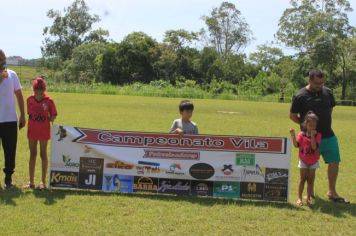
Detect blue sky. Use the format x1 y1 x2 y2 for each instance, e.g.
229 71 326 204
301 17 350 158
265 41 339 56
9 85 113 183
1 0 356 59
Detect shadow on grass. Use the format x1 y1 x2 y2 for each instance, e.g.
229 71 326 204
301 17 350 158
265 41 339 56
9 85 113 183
31 188 66 205
3 187 354 216
312 196 356 218
30 188 298 210
0 186 31 206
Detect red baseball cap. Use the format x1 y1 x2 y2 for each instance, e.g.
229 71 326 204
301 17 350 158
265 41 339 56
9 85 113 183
32 77 46 90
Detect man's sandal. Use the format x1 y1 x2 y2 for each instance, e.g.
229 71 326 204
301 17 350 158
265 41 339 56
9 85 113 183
328 195 350 204
306 198 314 208
23 183 35 190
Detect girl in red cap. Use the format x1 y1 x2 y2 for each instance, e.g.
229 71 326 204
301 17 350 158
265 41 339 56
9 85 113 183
23 76 57 190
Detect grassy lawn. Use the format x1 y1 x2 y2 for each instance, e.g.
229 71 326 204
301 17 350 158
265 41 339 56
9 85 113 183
1 92 355 235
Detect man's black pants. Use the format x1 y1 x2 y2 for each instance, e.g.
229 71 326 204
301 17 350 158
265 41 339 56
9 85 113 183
0 122 17 178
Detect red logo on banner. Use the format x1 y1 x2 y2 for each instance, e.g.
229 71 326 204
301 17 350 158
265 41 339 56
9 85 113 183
73 128 286 154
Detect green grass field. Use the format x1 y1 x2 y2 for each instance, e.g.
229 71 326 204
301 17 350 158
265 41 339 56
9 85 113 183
1 92 355 235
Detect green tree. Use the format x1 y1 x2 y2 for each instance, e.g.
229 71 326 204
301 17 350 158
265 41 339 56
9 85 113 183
309 32 340 84
276 0 353 52
208 53 249 84
273 56 296 100
152 43 178 82
249 44 284 73
154 30 200 83
338 36 356 99
98 32 157 84
42 0 109 62
202 1 253 55
63 42 109 83
194 47 220 84
276 0 354 96
163 29 198 50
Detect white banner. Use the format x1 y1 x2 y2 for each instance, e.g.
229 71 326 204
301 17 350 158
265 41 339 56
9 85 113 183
49 125 291 201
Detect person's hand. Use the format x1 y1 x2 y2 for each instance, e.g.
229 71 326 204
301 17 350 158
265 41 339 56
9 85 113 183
174 128 184 135
289 128 295 136
50 115 57 122
18 115 26 129
310 130 317 137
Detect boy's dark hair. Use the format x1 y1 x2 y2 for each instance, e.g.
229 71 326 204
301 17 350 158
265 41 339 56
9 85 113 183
179 100 194 112
309 69 324 80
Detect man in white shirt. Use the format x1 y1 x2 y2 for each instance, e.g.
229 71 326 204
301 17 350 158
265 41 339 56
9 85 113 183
0 49 25 189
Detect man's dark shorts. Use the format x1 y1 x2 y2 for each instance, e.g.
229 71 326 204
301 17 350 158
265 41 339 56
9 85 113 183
319 136 341 164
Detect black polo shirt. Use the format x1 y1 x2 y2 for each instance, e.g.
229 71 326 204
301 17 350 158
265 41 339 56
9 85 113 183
290 86 336 139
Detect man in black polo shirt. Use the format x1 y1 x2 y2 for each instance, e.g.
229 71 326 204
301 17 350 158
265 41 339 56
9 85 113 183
290 69 349 203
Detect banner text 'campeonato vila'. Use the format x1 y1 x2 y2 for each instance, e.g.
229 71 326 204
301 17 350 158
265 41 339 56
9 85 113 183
73 129 287 154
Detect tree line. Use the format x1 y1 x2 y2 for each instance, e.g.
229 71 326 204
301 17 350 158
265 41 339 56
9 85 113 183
40 0 356 100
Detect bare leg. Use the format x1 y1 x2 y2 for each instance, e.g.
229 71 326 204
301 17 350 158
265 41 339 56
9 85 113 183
39 140 48 186
327 163 339 197
28 139 38 185
306 169 316 206
297 169 308 206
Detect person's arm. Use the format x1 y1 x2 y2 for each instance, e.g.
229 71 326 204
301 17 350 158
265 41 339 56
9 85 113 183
169 120 178 133
330 89 336 115
310 130 317 150
174 128 184 135
15 89 25 129
289 112 300 125
50 115 57 122
289 128 299 148
49 99 58 122
195 125 199 135
289 94 302 125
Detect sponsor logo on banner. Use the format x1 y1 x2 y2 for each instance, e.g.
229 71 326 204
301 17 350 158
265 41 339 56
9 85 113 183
73 128 286 154
215 164 241 181
222 164 234 175
55 125 67 141
143 149 200 160
240 164 265 183
189 163 215 180
51 155 80 169
213 182 240 198
240 182 264 200
133 176 158 193
165 163 184 175
50 171 78 188
158 179 191 195
103 175 134 192
265 168 289 184
191 181 213 196
78 157 104 190
263 184 288 201
236 153 255 166
50 125 290 202
106 161 134 169
136 161 161 175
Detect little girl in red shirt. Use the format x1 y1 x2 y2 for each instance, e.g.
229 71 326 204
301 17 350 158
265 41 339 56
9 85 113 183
23 76 57 190
290 111 321 208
